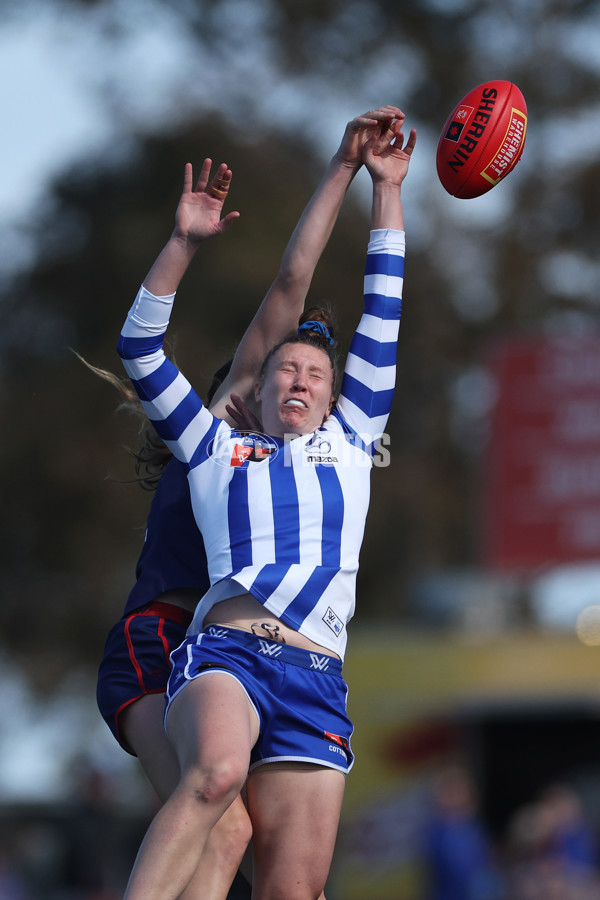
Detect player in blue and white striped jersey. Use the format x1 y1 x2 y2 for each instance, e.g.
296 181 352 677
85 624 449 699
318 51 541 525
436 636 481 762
119 113 416 900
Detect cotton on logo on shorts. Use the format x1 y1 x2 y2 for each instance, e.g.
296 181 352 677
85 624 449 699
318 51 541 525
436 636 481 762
324 731 350 759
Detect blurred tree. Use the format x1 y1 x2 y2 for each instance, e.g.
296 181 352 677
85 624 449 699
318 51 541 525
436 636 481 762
3 0 600 686
1 118 375 683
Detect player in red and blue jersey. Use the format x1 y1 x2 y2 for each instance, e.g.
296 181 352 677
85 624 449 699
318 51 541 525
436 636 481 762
117 110 416 900
96 108 406 900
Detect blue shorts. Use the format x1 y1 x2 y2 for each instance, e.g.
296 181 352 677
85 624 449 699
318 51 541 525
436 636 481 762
166 626 354 774
97 601 193 755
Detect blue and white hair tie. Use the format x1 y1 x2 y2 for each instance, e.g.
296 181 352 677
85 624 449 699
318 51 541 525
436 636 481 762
297 320 334 346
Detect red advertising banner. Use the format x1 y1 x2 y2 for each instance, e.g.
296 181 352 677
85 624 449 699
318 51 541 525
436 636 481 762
484 336 600 570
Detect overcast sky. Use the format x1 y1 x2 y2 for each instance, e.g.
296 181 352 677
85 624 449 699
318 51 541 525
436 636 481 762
4 0 600 287
2 0 551 279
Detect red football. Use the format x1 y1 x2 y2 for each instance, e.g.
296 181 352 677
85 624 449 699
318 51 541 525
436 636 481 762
436 80 528 199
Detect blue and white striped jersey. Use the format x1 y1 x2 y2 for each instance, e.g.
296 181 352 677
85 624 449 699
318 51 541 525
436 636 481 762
118 228 405 658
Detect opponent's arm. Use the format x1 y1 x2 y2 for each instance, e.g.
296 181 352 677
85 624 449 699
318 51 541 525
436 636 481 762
142 160 239 298
209 106 406 417
117 161 236 462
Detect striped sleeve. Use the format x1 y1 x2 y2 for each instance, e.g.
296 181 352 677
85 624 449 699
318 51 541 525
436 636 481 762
336 228 405 456
117 285 214 465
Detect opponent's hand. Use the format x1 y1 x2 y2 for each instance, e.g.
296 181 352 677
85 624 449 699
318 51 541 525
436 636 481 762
173 159 240 244
225 393 262 431
336 106 406 170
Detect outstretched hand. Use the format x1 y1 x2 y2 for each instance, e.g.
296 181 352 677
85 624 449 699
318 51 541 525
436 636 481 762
362 117 417 185
336 106 406 171
225 393 262 431
173 159 240 244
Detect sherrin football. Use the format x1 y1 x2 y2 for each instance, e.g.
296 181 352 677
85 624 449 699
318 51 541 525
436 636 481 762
436 80 528 199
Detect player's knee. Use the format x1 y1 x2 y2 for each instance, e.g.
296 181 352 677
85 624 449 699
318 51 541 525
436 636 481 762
256 864 327 900
221 801 253 847
211 802 252 860
182 758 246 809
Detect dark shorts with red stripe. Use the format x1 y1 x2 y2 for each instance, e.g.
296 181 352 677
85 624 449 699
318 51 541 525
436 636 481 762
96 601 193 755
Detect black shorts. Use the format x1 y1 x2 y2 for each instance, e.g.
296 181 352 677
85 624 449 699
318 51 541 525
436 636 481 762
96 601 192 755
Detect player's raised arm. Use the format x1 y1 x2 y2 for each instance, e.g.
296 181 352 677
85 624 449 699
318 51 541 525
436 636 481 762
334 114 416 453
363 114 417 230
142 159 240 298
209 107 406 417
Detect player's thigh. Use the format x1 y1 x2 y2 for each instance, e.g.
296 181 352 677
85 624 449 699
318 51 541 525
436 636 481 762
120 692 179 801
246 762 345 896
168 671 260 776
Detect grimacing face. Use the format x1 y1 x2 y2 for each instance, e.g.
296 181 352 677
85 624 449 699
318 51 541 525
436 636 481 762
254 342 335 438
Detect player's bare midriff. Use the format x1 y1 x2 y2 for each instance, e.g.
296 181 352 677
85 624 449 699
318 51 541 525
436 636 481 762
203 593 341 660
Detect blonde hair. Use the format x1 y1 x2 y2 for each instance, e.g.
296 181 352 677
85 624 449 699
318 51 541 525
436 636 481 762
75 352 171 490
76 352 234 489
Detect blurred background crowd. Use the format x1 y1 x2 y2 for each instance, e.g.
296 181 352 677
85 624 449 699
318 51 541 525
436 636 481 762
3 0 600 897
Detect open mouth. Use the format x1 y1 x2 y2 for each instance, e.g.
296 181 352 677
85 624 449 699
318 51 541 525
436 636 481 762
284 398 307 408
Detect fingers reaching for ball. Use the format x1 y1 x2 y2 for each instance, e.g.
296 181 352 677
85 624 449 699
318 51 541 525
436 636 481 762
339 105 408 170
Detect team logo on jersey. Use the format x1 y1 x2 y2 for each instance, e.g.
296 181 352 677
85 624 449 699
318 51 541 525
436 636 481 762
209 430 279 469
323 607 344 636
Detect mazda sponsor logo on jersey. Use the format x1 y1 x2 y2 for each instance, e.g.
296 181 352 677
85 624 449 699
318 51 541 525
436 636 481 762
300 430 393 468
208 430 279 469
303 433 338 464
